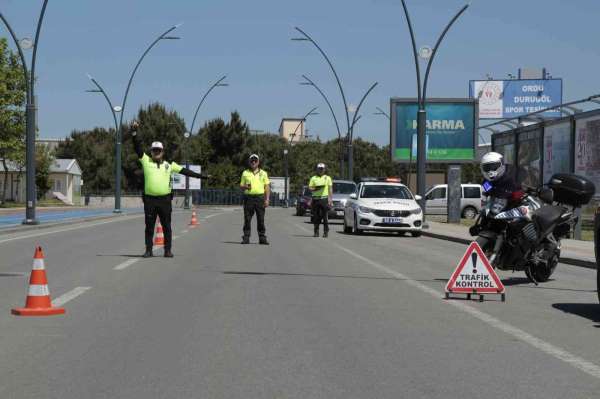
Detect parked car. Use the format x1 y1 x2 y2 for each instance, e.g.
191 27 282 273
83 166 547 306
424 184 483 219
344 179 423 236
295 186 312 216
329 180 358 219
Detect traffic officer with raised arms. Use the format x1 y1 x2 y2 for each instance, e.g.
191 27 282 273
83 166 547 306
129 120 209 258
240 154 270 245
309 162 333 238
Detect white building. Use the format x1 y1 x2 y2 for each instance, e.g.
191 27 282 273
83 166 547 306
0 158 82 205
279 118 305 144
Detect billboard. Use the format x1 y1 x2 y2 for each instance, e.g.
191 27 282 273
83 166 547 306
390 98 477 163
469 79 562 119
172 165 201 190
575 115 600 194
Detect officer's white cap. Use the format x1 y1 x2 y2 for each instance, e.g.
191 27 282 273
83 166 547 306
249 154 260 161
151 141 164 150
317 163 326 169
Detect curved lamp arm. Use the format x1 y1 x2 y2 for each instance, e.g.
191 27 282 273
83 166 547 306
190 75 227 135
87 75 119 132
0 13 31 102
349 82 378 141
294 27 351 133
301 75 342 141
422 4 469 102
119 23 181 127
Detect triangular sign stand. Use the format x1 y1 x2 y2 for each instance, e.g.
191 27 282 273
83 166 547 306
445 242 506 302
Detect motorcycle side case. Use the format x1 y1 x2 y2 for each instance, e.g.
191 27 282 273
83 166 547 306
548 173 596 207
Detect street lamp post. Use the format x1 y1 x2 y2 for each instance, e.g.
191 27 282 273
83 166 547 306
185 75 229 209
283 149 289 208
0 0 50 224
347 82 378 181
400 0 469 216
292 27 377 181
300 75 344 177
285 107 318 207
87 24 181 213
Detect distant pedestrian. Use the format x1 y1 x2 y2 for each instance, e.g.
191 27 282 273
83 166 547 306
240 154 270 245
130 120 209 258
309 163 333 237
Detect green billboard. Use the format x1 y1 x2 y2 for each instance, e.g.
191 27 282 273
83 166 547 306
390 98 477 163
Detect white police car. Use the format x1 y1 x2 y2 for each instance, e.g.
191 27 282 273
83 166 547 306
343 179 423 237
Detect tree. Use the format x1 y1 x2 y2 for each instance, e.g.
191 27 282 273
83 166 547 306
35 144 53 199
122 102 186 191
56 127 115 193
0 38 26 203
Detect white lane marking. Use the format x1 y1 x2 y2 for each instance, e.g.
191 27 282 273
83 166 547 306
0 214 144 245
182 230 189 234
295 222 600 380
52 286 91 307
114 258 140 271
173 235 180 239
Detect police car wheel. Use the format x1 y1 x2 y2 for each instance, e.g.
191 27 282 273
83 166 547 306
343 218 352 234
411 232 422 237
353 215 363 235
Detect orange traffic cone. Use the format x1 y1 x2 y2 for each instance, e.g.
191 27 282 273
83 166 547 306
189 209 199 227
12 247 65 316
154 219 165 246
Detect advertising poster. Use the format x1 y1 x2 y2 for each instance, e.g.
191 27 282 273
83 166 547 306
492 133 515 166
517 129 542 188
542 122 572 181
172 165 201 190
391 99 476 163
575 116 600 191
469 79 562 119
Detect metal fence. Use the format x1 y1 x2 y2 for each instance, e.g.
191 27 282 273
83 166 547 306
82 189 288 207
190 189 286 207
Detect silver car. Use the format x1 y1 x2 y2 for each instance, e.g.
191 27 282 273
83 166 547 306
424 184 483 219
328 180 358 219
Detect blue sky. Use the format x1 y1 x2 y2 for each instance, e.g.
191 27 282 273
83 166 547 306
2 0 600 146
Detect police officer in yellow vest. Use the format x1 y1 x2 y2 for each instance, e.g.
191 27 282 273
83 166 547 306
130 121 209 258
240 154 270 245
309 163 333 237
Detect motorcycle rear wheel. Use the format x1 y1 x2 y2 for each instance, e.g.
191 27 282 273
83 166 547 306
531 254 558 283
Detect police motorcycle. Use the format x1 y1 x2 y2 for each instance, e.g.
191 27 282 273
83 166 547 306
471 173 595 284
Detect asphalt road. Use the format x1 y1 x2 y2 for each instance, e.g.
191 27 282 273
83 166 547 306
0 207 599 398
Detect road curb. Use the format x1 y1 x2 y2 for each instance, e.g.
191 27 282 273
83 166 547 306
421 230 596 270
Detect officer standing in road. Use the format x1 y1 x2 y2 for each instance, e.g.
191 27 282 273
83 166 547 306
240 154 270 245
130 121 209 258
309 163 333 238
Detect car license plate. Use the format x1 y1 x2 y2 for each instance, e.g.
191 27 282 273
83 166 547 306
382 217 402 224
336 210 344 216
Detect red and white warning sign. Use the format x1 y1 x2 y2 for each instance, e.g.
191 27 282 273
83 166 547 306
445 242 505 296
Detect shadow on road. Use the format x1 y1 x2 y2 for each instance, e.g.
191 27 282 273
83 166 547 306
552 303 600 327
96 254 145 258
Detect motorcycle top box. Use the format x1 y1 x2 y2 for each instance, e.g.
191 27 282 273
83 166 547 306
548 173 596 207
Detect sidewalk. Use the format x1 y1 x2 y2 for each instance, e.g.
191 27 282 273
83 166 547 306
0 208 144 233
423 221 596 269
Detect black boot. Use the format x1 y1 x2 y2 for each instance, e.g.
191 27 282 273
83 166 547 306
259 236 269 245
164 250 174 258
143 249 153 258
313 229 319 238
323 231 328 238
241 236 250 244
